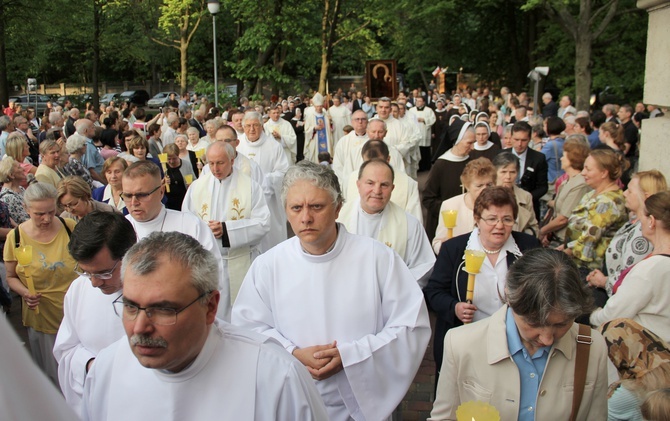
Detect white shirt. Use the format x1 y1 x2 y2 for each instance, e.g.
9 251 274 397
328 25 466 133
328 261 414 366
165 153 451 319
233 225 431 421
513 148 528 179
332 131 368 187
53 277 125 415
82 322 328 421
264 117 297 164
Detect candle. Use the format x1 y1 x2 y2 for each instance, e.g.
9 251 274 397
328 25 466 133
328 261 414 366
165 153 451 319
15 245 39 314
441 210 458 239
456 401 501 421
195 149 205 160
158 153 170 193
463 250 486 322
184 174 193 185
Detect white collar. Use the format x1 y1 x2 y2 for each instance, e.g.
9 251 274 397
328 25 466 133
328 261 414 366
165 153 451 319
464 227 523 258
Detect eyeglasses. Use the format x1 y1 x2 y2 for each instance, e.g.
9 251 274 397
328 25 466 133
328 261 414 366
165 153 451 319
352 118 367 122
243 124 261 129
74 260 120 280
61 198 81 210
480 216 515 227
222 138 237 143
112 292 210 326
119 185 161 202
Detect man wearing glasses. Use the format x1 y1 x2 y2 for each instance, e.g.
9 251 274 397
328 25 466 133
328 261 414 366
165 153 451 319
121 161 231 320
81 232 327 421
53 212 136 415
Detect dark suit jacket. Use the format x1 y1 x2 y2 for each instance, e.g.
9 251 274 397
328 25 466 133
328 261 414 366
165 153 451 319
542 101 558 118
423 231 541 372
189 118 206 138
351 99 363 112
504 147 548 219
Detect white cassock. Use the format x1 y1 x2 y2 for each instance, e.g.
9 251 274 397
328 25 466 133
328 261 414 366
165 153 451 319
53 277 125 415
303 107 334 163
332 131 368 188
327 104 351 145
344 169 422 223
0 316 78 421
81 322 328 421
182 170 270 303
264 117 297 164
126 207 232 321
378 115 415 169
397 113 423 179
232 225 431 421
237 133 290 252
407 106 436 148
337 200 434 287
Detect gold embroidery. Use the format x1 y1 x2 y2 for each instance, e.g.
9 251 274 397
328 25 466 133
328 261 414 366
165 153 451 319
230 198 245 220
199 204 209 220
385 242 392 248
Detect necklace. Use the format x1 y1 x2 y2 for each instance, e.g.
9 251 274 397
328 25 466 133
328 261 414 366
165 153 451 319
481 245 502 254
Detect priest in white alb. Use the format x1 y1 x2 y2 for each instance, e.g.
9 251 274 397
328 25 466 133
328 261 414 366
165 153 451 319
233 161 431 421
332 109 369 187
53 212 136 415
81 232 328 421
338 159 434 287
303 92 333 164
182 141 270 302
264 105 297 164
375 97 416 174
407 96 436 173
122 161 232 320
326 95 351 145
237 111 289 252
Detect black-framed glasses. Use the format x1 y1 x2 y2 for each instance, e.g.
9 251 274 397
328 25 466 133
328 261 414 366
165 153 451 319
119 185 161 202
112 292 210 326
74 260 120 280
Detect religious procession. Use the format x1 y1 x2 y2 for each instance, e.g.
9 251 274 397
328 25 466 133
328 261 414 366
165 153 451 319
1 0 670 419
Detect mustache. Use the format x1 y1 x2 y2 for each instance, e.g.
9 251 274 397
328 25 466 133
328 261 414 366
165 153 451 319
130 334 168 348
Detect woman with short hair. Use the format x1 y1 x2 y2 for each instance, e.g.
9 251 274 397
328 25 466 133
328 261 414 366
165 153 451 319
57 176 118 222
34 140 62 188
5 133 37 186
60 134 97 188
92 157 128 215
0 156 29 224
430 248 608 420
492 152 539 236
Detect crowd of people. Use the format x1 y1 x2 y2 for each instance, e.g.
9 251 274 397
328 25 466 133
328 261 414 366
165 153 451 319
0 83 669 420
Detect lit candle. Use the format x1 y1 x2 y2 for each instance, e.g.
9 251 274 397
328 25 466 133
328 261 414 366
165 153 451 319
441 210 458 239
15 245 39 314
463 249 486 324
184 174 193 185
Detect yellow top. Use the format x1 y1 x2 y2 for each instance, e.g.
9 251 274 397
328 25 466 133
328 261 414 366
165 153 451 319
3 218 77 334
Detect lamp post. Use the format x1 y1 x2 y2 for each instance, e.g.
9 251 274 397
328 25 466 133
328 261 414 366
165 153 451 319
527 67 549 116
208 0 220 108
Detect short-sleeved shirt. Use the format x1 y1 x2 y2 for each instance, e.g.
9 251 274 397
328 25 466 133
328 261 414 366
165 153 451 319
82 139 105 175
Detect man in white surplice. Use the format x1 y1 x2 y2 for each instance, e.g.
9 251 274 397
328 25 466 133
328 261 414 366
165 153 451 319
332 109 369 188
338 159 434 287
264 105 297 164
326 95 351 145
81 232 327 421
53 212 136 416
122 161 232 321
182 141 270 302
407 96 436 174
237 111 289 252
233 161 431 421
375 97 416 175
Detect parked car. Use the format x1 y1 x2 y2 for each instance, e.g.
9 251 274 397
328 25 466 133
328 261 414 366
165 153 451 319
56 95 80 108
9 94 51 115
147 91 179 108
100 93 120 106
118 90 150 106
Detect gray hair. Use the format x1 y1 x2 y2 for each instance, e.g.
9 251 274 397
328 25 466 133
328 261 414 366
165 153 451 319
242 111 261 126
206 141 235 160
24 182 58 207
167 112 179 125
66 134 87 153
174 134 187 144
122 231 219 299
503 123 514 136
75 119 93 135
0 156 16 183
492 151 520 171
204 119 221 130
367 118 387 131
564 115 576 125
186 126 200 137
48 111 63 126
0 115 10 131
281 160 344 207
565 133 589 146
506 248 594 325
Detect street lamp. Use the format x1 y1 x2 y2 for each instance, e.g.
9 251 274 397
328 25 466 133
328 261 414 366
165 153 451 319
527 66 549 116
208 0 220 108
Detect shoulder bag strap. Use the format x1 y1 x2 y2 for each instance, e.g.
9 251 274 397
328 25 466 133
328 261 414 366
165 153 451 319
570 323 592 421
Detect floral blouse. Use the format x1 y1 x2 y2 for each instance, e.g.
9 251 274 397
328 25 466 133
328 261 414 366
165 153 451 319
61 157 94 188
0 186 29 224
566 189 627 270
603 220 652 296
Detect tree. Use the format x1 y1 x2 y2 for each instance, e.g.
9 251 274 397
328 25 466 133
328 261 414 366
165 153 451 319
525 0 621 110
150 0 206 93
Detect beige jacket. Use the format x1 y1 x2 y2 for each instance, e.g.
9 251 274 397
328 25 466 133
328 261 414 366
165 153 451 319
430 305 608 421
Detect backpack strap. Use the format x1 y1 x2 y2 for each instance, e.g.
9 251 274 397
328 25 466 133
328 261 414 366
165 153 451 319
570 323 592 421
57 216 72 238
13 216 71 249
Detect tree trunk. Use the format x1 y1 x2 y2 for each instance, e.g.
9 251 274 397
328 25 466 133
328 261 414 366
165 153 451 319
318 52 329 94
574 32 592 111
0 0 9 106
92 0 100 108
180 42 188 94
317 0 340 95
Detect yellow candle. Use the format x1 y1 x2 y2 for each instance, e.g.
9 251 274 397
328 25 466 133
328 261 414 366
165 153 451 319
464 249 486 274
158 153 168 164
184 174 193 185
195 149 205 159
441 209 458 228
16 245 39 314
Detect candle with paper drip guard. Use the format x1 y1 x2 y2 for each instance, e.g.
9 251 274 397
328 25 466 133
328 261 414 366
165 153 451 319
158 153 170 193
456 401 500 421
15 245 39 314
184 174 193 185
441 209 458 239
463 249 486 323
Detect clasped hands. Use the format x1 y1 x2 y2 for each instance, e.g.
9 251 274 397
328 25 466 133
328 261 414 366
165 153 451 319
292 341 343 381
